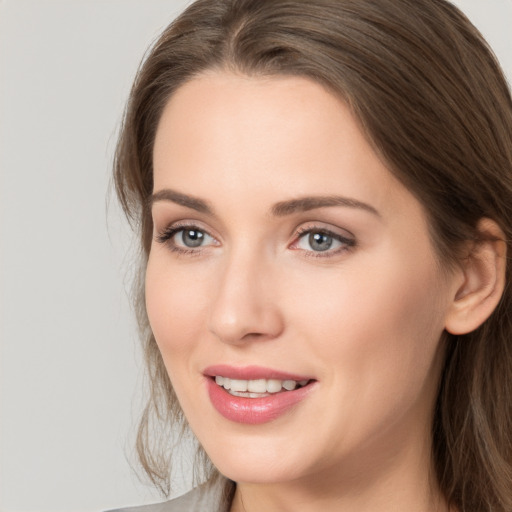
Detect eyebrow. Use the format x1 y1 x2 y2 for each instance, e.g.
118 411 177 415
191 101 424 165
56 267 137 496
149 188 379 217
149 189 214 215
271 196 380 217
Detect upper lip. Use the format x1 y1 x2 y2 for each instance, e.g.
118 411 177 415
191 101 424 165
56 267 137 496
203 364 314 381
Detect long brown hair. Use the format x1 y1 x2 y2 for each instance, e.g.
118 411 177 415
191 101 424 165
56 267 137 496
113 1 512 510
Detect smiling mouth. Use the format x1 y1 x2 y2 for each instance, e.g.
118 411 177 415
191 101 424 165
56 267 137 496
214 376 311 397
206 370 317 423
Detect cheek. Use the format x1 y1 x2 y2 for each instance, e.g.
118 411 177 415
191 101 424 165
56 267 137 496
288 249 447 402
145 253 211 359
280 253 448 455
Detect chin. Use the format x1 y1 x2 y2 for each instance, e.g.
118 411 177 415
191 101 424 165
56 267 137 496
215 458 301 485
198 428 311 485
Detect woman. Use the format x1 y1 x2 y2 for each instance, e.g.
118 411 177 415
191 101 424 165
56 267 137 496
111 0 512 510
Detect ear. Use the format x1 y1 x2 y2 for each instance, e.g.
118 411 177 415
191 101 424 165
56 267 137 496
445 218 507 335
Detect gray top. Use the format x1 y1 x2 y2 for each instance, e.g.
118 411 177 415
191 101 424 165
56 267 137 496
107 482 229 512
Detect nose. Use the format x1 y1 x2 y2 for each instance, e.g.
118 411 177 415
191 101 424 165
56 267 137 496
208 248 284 345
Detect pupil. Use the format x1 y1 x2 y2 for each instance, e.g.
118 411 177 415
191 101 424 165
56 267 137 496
309 232 332 251
182 229 204 248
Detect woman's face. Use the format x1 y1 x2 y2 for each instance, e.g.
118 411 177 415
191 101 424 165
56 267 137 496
147 72 458 487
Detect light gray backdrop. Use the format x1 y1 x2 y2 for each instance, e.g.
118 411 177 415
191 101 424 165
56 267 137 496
1 1 511 511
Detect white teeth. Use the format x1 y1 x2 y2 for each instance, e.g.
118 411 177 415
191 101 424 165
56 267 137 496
229 379 248 392
266 379 282 393
214 376 309 395
230 390 268 398
248 379 267 393
282 380 297 391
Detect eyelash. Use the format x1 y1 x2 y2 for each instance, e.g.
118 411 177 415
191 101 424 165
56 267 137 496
293 226 356 258
155 222 356 258
155 222 212 256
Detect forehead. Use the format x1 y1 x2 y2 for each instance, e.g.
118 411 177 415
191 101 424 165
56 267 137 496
152 71 417 222
153 72 356 168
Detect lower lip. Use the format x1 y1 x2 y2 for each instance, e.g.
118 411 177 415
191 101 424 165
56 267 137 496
206 378 315 424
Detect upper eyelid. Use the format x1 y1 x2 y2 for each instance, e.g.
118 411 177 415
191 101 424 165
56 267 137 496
155 221 355 249
294 222 355 239
294 228 355 245
155 224 218 253
292 223 356 249
156 220 216 237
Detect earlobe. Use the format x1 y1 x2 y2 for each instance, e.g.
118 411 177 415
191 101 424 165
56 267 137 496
445 218 507 335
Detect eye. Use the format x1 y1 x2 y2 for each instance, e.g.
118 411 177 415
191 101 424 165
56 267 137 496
300 232 337 252
175 228 212 248
293 227 355 256
156 223 217 252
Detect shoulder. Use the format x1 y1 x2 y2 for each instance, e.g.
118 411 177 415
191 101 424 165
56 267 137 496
106 482 230 512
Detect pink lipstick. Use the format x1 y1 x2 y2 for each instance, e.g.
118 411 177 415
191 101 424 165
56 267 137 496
203 365 316 424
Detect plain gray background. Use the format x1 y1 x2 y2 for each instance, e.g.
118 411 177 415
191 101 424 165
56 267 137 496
0 1 511 511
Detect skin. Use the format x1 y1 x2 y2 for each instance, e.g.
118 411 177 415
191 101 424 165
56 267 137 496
146 71 467 511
